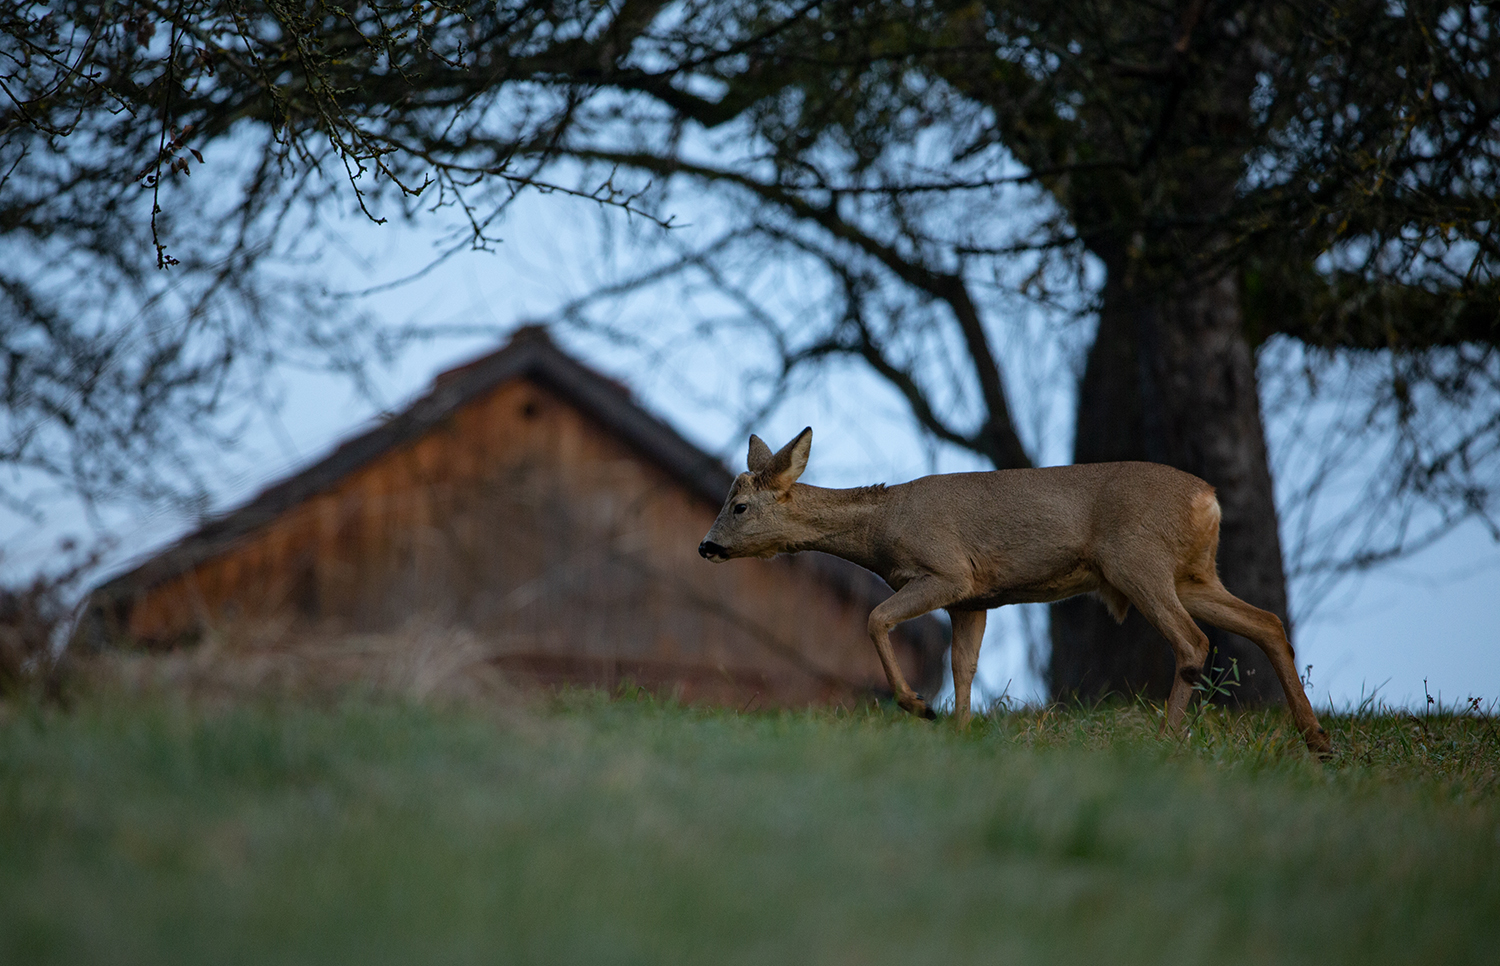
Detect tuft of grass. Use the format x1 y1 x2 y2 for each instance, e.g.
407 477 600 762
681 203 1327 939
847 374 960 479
1 675 1497 965
964 699 1500 799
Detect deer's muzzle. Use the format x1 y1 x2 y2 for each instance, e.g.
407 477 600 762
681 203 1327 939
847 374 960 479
698 540 730 562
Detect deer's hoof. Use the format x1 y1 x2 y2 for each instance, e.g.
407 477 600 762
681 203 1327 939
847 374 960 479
1304 730 1334 762
900 693 937 720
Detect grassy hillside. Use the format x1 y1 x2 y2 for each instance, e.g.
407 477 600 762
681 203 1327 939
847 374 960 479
2 680 1497 966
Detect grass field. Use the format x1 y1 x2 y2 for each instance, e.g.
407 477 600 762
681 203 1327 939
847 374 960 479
3 668 1498 966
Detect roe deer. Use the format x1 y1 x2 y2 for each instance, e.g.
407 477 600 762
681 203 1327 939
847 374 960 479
698 428 1332 758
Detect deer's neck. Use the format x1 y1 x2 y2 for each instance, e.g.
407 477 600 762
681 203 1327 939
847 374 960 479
785 483 891 572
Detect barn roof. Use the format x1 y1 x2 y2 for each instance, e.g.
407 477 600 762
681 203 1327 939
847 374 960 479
87 326 900 619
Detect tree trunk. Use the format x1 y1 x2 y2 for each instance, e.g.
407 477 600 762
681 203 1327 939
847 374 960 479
1049 258 1289 706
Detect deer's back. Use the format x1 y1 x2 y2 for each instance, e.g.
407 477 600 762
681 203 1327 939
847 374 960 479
880 461 1213 582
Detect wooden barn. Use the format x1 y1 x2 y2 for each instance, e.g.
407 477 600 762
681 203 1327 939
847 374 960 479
80 326 946 707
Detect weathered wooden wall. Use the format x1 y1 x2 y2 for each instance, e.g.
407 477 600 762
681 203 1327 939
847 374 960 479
118 377 941 706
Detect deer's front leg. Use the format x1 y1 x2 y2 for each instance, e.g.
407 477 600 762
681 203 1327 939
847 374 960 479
948 608 987 728
868 577 962 720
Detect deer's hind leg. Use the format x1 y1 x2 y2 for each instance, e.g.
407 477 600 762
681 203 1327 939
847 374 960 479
1102 569 1212 733
1178 579 1332 758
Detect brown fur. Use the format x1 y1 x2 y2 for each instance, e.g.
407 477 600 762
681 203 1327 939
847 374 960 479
700 428 1332 759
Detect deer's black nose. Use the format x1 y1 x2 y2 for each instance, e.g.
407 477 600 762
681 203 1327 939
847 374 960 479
699 540 728 559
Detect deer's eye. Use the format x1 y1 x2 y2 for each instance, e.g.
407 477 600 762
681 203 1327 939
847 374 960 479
733 503 749 514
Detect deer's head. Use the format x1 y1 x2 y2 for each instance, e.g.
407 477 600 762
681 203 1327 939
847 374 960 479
698 428 813 562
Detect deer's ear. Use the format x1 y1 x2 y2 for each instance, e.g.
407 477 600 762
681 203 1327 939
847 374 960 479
747 435 773 473
765 427 812 491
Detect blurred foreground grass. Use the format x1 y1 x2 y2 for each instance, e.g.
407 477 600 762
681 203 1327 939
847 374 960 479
2 681 1498 966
